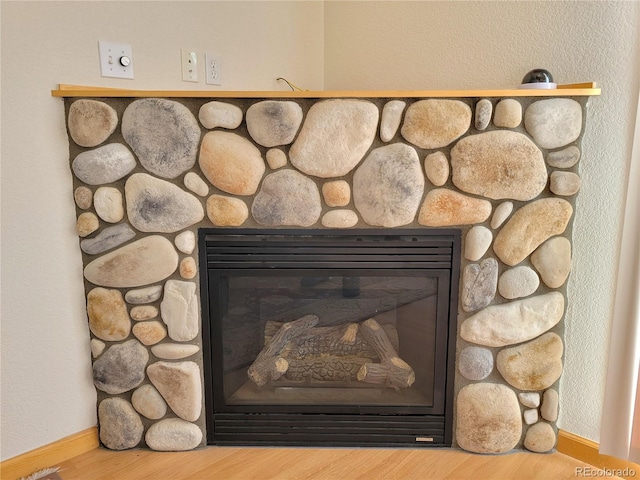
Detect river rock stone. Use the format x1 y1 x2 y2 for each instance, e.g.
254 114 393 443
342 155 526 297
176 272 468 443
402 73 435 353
180 257 197 279
132 320 167 346
401 99 471 149
458 346 493 381
461 292 564 347
93 187 124 223
199 131 265 195
475 99 492 131
125 285 163 304
456 383 522 454
424 152 449 187
68 100 118 147
497 332 563 390
132 384 167 420
130 305 158 321
525 99 582 149
493 99 522 128
524 409 539 425
547 146 580 168
125 173 204 233
84 235 178 288
183 172 209 197
524 422 556 453
465 226 492 261
91 338 105 358
87 287 131 341
122 98 200 179
550 171 581 196
151 343 200 360
206 194 248 227
147 361 202 422
498 266 540 299
518 392 541 409
418 189 491 227
493 198 573 266
531 236 572 288
461 258 498 312
161 280 199 341
353 143 424 227
198 101 243 130
80 223 136 255
451 131 546 201
289 99 378 177
380 100 406 142
491 201 513 229
72 143 136 185
93 339 148 394
252 170 321 227
322 180 351 207
321 210 359 228
98 398 143 450
246 100 303 147
266 148 288 169
76 212 99 237
74 186 93 210
145 418 203 451
174 231 196 255
541 388 559 421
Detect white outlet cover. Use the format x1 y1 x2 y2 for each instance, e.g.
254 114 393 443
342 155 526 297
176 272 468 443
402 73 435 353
205 53 222 86
98 41 134 79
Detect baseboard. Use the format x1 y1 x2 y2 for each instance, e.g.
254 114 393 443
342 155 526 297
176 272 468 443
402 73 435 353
557 429 639 480
0 427 99 480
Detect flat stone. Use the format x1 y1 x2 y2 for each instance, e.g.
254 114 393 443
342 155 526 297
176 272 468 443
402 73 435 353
198 101 243 129
418 189 491 227
541 388 559 421
289 99 378 177
161 280 199 341
74 186 93 210
380 100 406 142
98 398 143 450
497 332 563 390
550 171 581 196
493 99 522 128
475 99 492 130
518 392 541 409
525 98 582 149
524 422 556 453
125 173 204 233
493 198 573 266
147 361 202 422
91 338 105 358
424 152 449 187
68 100 118 147
491 201 513 229
246 100 303 147
523 409 539 425
199 131 265 195
93 187 124 223
322 180 351 207
93 339 148 394
451 131 546 201
353 143 424 227
206 194 249 227
401 99 471 149
464 226 493 261
151 343 200 360
252 170 321 227
131 384 167 420
87 287 131 341
145 418 203 452
321 209 359 228
183 172 209 197
76 212 99 237
80 223 136 255
174 231 196 255
461 258 498 313
130 305 158 321
461 292 564 347
125 285 163 304
458 346 493 381
132 320 167 346
180 257 197 279
456 383 521 454
266 148 287 169
531 236 572 288
72 143 136 185
547 146 580 168
122 98 200 179
498 266 540 299
84 235 178 288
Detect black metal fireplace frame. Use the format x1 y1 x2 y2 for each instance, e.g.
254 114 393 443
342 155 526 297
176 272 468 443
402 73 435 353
199 228 460 447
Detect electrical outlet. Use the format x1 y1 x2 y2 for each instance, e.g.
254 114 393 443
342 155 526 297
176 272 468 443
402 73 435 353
98 41 134 79
205 53 222 86
181 49 199 82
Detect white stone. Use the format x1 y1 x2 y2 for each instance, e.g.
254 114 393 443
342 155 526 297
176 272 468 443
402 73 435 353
531 236 572 288
72 143 136 185
464 226 492 261
125 285 163 304
132 384 167 420
547 146 580 169
93 187 124 223
145 418 203 452
550 171 581 196
246 100 303 147
321 210 359 228
424 151 449 187
380 100 406 142
68 100 118 148
498 266 540 299
147 361 202 422
266 148 288 169
401 99 471 149
518 392 541 409
493 99 522 128
198 101 243 130
523 409 539 425
525 98 582 149
183 172 209 197
491 201 513 229
524 422 556 453
151 343 200 360
175 231 196 255
541 389 559 422
161 280 199 341
91 338 105 358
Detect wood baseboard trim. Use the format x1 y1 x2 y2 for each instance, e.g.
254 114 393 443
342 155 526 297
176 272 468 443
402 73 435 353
0 427 99 480
557 430 639 480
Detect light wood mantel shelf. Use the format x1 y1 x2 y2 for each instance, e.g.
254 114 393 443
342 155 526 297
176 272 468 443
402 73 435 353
52 82 600 98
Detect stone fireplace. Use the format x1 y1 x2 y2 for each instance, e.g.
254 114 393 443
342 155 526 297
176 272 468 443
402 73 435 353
57 84 598 454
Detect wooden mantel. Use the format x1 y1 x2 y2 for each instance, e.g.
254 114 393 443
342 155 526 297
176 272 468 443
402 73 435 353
52 82 600 98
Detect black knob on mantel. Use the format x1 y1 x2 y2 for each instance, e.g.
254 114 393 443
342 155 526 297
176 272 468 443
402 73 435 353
522 69 554 84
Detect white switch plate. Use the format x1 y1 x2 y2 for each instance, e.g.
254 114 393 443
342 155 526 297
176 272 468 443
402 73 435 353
205 53 222 86
98 41 134 79
181 49 199 82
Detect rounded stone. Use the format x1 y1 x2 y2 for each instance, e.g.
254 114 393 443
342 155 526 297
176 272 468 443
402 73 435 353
458 346 493 381
523 409 539 425
524 422 557 453
71 143 136 185
151 343 201 360
401 99 471 149
550 171 581 196
76 212 99 237
80 223 136 256
493 99 522 128
418 189 491 227
125 285 163 305
475 99 492 131
132 320 167 346
461 258 498 313
541 388 559 422
68 99 118 147
547 146 580 169
266 148 288 169
464 226 493 261
322 180 351 207
525 98 582 149
130 305 159 321
74 186 93 210
93 187 124 223
93 339 149 394
145 418 203 451
424 151 449 187
122 98 201 179
498 266 540 299
180 257 197 279
321 209 359 228
531 236 572 288
246 100 303 147
206 194 249 227
147 361 202 422
91 338 105 358
98 398 143 450
380 100 406 142
131 384 167 420
183 172 209 197
198 101 243 130
491 201 514 229
174 231 196 255
87 287 131 341
518 392 541 409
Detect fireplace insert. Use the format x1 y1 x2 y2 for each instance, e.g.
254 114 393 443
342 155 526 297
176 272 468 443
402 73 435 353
199 229 460 447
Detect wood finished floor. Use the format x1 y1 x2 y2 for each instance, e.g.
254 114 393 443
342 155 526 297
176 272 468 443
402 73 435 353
55 446 621 480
